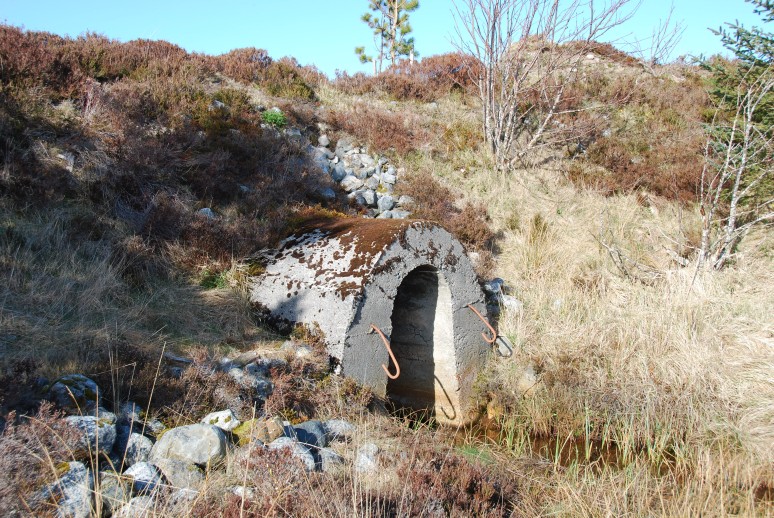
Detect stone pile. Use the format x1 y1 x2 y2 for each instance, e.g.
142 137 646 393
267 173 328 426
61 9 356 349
35 365 366 517
308 135 415 219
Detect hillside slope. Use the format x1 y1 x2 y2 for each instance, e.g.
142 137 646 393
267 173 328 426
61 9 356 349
0 27 772 516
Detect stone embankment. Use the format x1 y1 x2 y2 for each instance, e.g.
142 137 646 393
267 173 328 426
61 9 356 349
33 349 372 517
307 133 415 218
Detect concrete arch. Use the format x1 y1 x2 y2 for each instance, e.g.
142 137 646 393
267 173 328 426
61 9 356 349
249 218 489 424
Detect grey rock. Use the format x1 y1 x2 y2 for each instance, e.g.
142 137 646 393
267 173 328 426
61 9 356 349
293 420 327 449
150 424 228 467
196 207 216 219
201 409 241 432
319 187 337 201
48 374 101 414
152 458 204 490
397 195 415 209
315 146 334 159
318 134 330 147
335 138 354 157
364 176 380 190
501 294 523 312
331 163 348 182
99 471 131 516
381 173 397 185
66 415 117 456
39 461 93 518
319 448 345 472
115 496 155 518
357 154 376 167
348 191 367 206
323 419 356 443
210 100 226 110
269 106 282 113
340 175 364 192
386 165 396 176
144 418 166 436
391 210 411 220
361 189 377 206
228 367 273 400
377 196 395 213
230 485 256 500
124 462 163 494
376 210 393 219
268 437 316 472
483 278 504 295
355 443 379 473
122 433 153 467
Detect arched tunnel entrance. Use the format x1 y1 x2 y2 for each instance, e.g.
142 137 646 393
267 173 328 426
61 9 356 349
387 265 459 422
249 218 490 425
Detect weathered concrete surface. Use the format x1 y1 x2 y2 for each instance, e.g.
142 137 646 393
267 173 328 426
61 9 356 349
249 218 488 424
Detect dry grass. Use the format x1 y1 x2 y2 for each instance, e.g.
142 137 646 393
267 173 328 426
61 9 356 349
444 151 774 515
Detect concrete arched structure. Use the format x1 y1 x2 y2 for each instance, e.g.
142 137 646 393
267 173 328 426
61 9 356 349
249 218 489 425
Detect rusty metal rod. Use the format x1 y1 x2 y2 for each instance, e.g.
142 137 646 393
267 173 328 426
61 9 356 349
467 304 497 344
371 324 400 379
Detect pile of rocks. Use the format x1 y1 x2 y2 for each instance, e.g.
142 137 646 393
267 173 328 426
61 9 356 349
308 135 415 219
36 366 372 517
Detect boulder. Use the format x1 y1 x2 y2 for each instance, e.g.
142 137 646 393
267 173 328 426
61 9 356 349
99 471 131 517
114 496 155 518
319 448 346 472
364 176 380 190
361 189 377 207
227 367 273 400
124 462 163 494
319 187 337 201
340 175 364 192
121 433 153 467
39 461 93 518
65 414 117 457
196 207 216 219
150 424 228 467
331 163 347 182
268 437 316 472
318 134 330 147
293 420 327 449
201 409 241 432
323 419 356 443
335 138 354 157
381 172 397 185
355 443 380 473
391 210 411 220
48 374 101 413
152 458 204 490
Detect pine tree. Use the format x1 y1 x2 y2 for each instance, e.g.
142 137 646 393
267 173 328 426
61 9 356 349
697 0 773 268
355 0 419 74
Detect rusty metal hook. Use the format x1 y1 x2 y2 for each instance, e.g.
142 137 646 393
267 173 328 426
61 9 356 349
467 304 497 344
371 324 400 380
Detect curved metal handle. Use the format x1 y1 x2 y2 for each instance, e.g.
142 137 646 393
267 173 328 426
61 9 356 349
371 324 400 380
467 304 497 344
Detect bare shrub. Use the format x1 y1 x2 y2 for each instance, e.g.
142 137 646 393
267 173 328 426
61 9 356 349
0 402 81 515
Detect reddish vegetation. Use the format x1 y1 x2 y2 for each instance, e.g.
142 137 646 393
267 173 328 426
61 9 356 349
325 102 432 155
334 52 481 102
566 68 711 203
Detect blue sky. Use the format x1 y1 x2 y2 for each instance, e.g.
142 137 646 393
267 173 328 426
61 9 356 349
1 0 766 77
